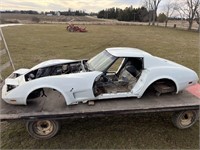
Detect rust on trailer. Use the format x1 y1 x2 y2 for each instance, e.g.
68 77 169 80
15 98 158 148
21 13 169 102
0 86 200 121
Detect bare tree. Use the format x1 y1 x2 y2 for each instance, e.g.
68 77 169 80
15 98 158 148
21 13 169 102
142 0 162 25
163 0 175 27
175 0 199 30
186 0 199 30
195 6 200 31
152 0 162 25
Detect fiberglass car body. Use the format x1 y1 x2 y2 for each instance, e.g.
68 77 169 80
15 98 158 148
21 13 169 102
2 47 199 105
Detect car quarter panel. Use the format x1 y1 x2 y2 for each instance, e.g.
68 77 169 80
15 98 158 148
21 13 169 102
133 66 198 98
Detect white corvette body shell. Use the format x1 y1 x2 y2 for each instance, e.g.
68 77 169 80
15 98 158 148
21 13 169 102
2 48 199 105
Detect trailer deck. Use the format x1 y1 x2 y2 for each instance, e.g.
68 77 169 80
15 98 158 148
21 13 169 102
1 85 200 121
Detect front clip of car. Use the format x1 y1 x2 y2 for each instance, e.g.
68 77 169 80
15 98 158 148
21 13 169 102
1 69 28 105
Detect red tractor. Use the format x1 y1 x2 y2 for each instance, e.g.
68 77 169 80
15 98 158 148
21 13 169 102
66 24 87 32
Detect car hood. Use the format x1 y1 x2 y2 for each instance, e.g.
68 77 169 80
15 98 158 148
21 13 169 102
5 59 78 86
30 59 77 70
5 75 25 87
13 68 30 75
5 68 30 86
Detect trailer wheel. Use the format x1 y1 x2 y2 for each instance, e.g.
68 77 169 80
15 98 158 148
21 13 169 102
172 110 198 129
26 119 60 139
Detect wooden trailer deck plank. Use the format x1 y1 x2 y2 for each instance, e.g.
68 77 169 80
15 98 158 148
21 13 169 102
0 88 200 120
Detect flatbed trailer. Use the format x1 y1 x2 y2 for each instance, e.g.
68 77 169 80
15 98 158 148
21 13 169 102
0 85 200 139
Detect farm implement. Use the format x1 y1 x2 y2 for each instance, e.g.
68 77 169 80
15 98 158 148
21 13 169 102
66 24 87 32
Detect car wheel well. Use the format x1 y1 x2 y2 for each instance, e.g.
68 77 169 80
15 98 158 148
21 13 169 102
149 78 177 93
26 88 66 105
27 88 43 100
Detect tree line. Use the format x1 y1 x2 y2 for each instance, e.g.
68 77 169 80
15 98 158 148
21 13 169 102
97 0 199 31
97 7 150 22
0 10 88 16
1 10 39 14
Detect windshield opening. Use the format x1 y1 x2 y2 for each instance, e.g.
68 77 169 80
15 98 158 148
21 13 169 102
87 50 116 72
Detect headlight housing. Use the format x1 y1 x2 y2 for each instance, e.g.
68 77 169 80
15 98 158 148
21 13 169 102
7 85 17 92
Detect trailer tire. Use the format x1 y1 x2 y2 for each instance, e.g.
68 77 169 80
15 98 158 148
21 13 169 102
172 110 198 129
26 119 60 139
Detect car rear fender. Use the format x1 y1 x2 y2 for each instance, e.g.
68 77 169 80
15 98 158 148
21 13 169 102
138 76 179 97
132 69 179 97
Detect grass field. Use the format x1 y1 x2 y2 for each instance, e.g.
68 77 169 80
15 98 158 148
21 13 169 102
1 24 199 149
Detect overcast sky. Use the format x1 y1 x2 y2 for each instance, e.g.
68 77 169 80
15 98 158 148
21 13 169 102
1 0 144 12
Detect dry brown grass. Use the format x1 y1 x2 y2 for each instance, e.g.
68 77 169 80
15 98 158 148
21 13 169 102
0 24 199 149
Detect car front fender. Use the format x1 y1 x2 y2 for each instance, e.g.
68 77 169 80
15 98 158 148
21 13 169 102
18 71 101 105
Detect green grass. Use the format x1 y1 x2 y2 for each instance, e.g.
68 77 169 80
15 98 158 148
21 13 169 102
0 24 199 149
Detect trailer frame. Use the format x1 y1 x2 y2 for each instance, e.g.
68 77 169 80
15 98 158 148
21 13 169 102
0 85 200 139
